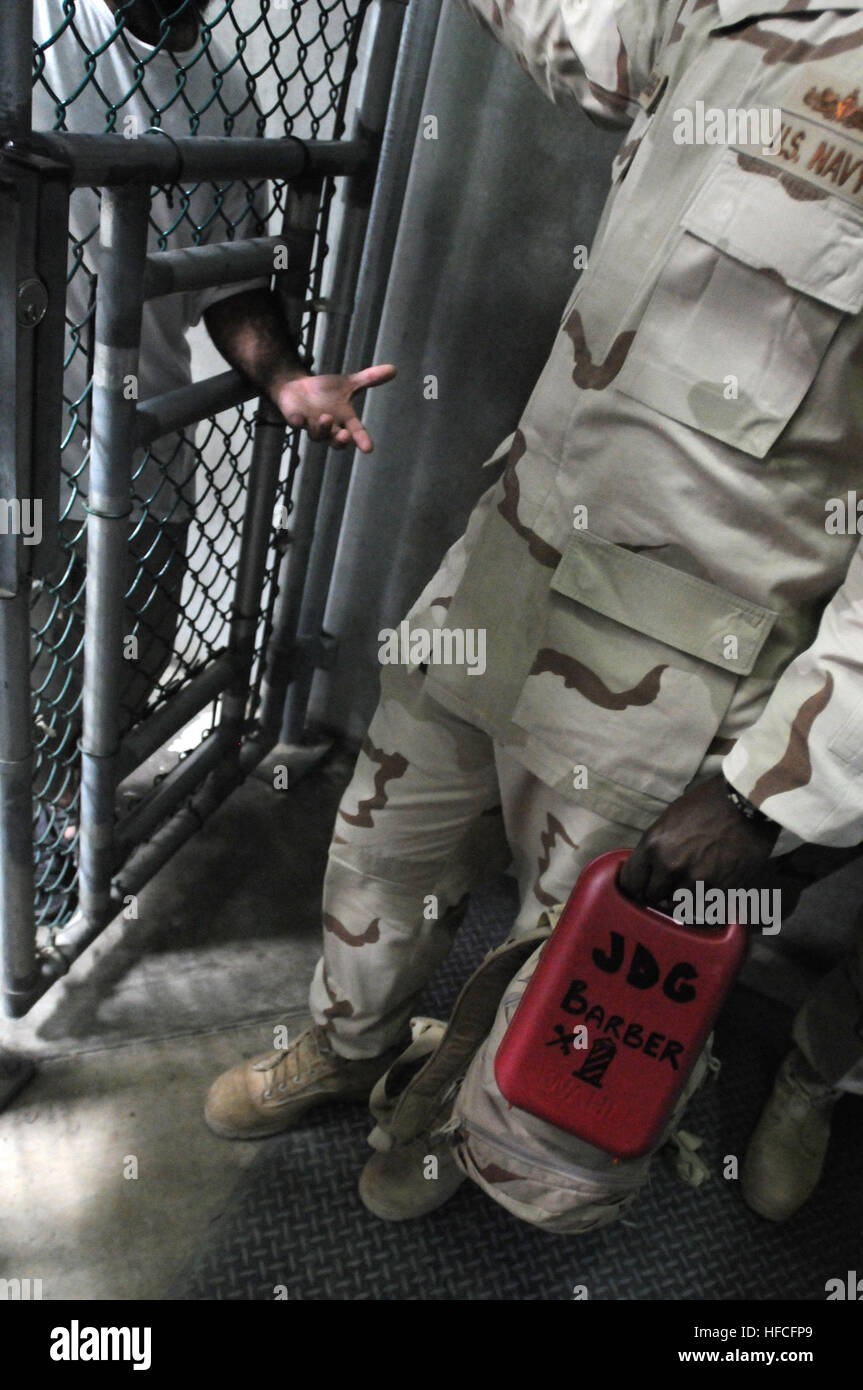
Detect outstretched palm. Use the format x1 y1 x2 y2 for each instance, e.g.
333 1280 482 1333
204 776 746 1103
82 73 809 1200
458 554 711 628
274 363 397 454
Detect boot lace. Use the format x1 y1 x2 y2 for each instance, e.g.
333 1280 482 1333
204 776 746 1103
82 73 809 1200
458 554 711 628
254 1025 334 1099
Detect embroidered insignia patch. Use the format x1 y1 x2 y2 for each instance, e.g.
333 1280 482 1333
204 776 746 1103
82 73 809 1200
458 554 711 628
802 85 863 132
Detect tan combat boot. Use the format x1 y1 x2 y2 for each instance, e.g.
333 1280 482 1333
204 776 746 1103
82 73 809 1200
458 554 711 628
742 1047 841 1222
205 1023 399 1139
358 1018 466 1221
359 1130 465 1221
358 930 553 1221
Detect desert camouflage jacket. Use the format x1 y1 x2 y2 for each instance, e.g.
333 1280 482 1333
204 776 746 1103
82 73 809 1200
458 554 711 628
422 0 863 846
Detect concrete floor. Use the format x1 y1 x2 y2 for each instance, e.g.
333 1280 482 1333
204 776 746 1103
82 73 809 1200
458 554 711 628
2 740 862 1301
0 747 353 1301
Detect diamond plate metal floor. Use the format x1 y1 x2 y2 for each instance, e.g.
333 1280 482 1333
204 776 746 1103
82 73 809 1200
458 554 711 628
169 878 863 1301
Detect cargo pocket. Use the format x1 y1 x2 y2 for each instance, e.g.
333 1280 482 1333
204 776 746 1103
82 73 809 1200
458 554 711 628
511 530 777 805
614 147 863 458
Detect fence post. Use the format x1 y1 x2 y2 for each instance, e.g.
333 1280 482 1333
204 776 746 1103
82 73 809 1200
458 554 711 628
0 0 39 1017
260 0 412 744
78 183 149 926
0 1 33 143
223 178 324 754
0 591 38 1010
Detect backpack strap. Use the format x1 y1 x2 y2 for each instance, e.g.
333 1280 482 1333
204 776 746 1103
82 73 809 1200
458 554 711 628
378 923 553 1145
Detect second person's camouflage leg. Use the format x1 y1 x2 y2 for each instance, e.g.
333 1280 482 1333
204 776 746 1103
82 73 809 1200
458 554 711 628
308 658 511 1059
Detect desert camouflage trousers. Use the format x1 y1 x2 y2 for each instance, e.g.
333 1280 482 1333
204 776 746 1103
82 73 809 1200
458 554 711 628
309 650 649 1054
307 533 863 1229
307 651 863 1230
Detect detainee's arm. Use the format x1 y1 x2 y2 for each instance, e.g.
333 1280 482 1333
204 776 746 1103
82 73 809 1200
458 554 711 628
188 178 394 454
457 0 676 126
204 290 395 454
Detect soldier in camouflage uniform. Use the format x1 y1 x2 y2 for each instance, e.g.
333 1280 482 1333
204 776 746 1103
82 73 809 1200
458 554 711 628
208 0 863 1230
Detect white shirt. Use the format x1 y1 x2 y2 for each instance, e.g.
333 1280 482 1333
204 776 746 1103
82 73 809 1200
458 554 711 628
33 0 268 521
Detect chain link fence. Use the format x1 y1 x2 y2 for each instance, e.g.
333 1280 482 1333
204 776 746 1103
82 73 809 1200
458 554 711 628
25 0 374 949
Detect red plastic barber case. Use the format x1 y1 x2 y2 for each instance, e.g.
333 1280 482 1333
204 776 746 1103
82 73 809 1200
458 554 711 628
494 849 747 1158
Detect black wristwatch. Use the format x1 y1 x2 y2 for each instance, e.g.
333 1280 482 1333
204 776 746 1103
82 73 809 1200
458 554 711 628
723 776 776 828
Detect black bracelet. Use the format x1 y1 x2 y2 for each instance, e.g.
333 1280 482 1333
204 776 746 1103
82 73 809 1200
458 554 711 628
723 777 775 827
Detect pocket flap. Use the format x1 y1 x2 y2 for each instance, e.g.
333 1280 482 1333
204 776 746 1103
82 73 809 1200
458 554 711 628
551 531 778 676
682 148 863 313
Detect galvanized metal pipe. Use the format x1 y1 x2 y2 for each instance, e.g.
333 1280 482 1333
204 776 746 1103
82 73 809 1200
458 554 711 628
0 589 38 1009
0 1 33 143
0 0 38 1011
257 433 328 742
219 407 287 740
112 763 239 905
221 174 325 743
257 210 369 739
142 234 311 302
79 183 150 924
240 177 325 746
6 132 369 190
29 163 70 580
112 725 229 857
10 741 242 1016
0 152 38 599
259 1 410 743
280 0 423 742
115 651 236 783
135 370 255 449
0 2 40 1022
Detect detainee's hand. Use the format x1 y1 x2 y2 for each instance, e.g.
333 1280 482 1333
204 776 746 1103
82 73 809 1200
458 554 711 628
271 363 396 453
618 773 781 908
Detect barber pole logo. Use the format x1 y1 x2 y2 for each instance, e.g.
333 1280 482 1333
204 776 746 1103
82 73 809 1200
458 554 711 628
573 1038 617 1089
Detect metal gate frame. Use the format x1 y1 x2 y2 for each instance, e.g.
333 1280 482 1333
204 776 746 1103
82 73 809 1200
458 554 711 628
0 0 409 1029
